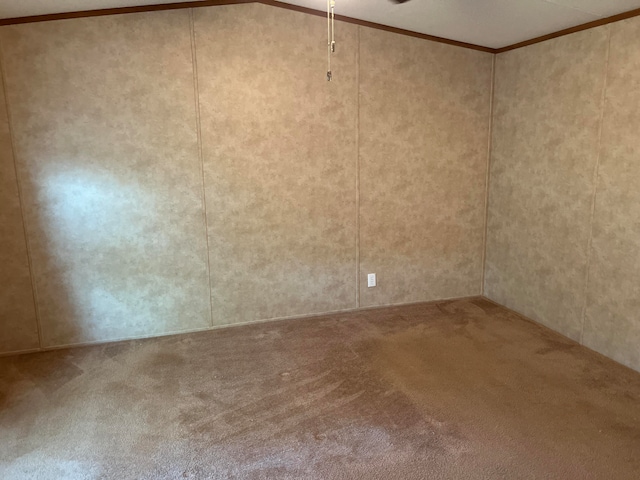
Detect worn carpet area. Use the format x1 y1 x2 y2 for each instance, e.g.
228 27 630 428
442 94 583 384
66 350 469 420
1 297 640 479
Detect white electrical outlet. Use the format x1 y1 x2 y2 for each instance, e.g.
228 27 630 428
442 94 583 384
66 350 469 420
367 273 376 288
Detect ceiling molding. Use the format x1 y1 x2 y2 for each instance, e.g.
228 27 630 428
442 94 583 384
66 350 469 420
0 1 639 55
496 6 640 53
0 0 495 53
260 1 495 53
0 1 251 26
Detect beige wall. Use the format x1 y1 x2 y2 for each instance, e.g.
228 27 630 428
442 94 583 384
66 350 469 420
359 28 492 307
195 6 358 325
0 3 492 354
486 27 609 342
487 17 640 372
1 1 639 376
0 72 39 354
0 10 212 348
583 18 640 371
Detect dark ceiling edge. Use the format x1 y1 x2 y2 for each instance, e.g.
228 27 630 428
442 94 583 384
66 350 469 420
0 0 252 26
1 1 640 55
0 0 495 53
495 7 640 53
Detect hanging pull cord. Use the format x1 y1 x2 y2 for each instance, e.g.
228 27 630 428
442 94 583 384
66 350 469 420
327 0 335 81
331 0 335 53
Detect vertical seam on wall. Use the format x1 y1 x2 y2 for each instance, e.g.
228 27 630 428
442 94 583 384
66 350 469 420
580 25 611 345
189 9 215 328
355 26 361 309
0 34 44 350
480 54 496 296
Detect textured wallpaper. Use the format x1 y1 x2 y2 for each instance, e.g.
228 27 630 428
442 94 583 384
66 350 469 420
0 3 490 354
583 18 640 371
2 2 640 376
486 27 610 341
0 11 212 348
0 2 638 374
0 72 39 354
488 17 640 373
359 28 492 307
195 4 359 325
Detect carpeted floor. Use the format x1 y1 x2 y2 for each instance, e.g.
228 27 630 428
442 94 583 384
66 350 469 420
1 297 640 479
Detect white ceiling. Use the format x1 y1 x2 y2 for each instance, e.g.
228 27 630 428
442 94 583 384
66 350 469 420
281 0 640 48
1 0 640 49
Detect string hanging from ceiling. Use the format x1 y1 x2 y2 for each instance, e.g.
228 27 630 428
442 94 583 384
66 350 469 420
327 0 335 81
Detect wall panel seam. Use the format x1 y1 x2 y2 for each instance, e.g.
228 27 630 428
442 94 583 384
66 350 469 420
0 33 44 351
480 55 496 295
579 25 612 345
355 25 361 309
189 9 215 328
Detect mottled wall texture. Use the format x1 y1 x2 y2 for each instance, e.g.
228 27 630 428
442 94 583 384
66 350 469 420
0 73 39 353
1 1 639 377
195 6 358 325
1 10 212 350
0 3 493 355
359 28 492 308
487 17 640 373
583 18 640 372
486 28 609 342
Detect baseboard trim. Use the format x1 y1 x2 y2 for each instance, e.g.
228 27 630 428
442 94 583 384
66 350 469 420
0 294 481 357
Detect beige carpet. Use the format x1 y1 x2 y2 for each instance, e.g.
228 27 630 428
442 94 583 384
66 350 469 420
2 297 640 479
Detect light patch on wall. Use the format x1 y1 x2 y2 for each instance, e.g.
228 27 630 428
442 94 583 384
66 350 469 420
40 168 169 249
35 167 180 342
0 8 212 349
